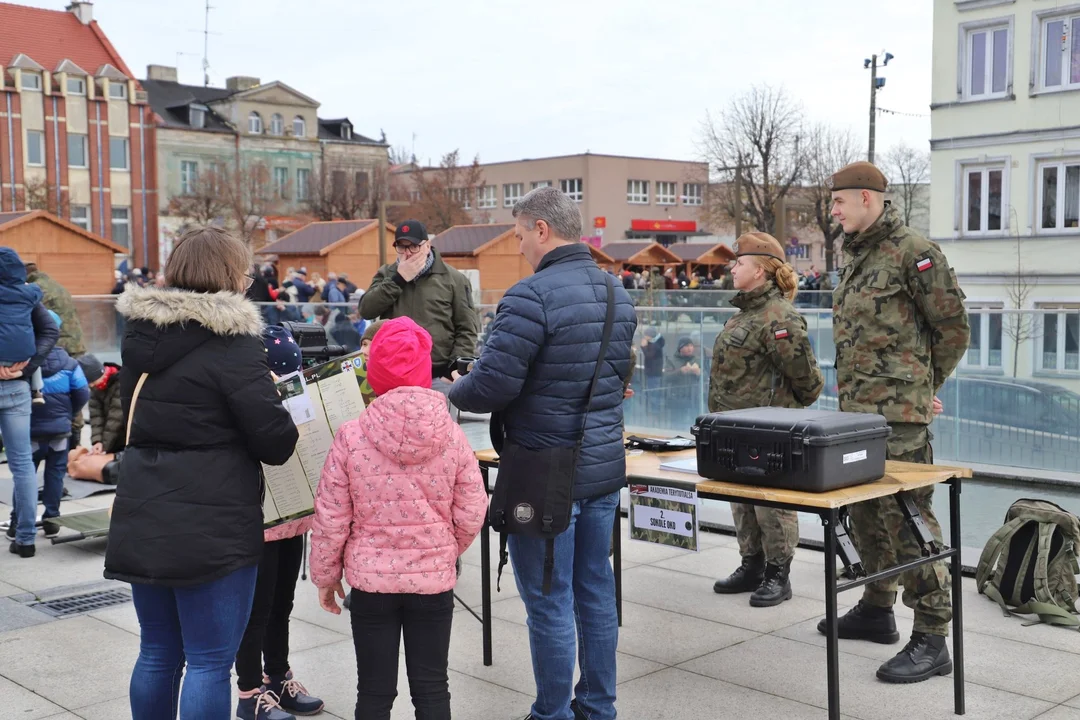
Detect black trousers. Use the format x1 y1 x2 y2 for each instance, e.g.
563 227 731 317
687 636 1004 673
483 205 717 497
235 535 304 691
349 588 454 720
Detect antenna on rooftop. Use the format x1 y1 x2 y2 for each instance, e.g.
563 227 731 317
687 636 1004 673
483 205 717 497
203 0 213 86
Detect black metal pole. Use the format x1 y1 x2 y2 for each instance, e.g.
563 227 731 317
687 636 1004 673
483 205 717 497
480 466 493 667
823 509 841 720
613 502 623 627
950 478 966 715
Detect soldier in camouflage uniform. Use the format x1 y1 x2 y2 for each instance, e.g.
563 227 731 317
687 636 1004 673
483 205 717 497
819 162 970 684
709 233 824 607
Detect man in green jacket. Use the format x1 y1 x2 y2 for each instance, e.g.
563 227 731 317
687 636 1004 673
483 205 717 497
359 220 479 384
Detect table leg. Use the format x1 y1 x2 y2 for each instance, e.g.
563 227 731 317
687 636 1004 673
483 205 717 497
950 478 965 715
480 466 492 667
613 502 623 627
823 509 841 720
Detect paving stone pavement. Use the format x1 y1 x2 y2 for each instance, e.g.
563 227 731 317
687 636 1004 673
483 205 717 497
1 420 1079 719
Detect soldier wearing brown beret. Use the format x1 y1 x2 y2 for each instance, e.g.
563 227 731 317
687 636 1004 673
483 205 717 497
822 161 970 684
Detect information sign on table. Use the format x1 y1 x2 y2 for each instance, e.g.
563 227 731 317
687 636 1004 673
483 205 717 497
628 482 700 552
262 352 366 528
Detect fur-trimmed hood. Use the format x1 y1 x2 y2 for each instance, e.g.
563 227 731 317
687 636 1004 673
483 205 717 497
117 286 263 337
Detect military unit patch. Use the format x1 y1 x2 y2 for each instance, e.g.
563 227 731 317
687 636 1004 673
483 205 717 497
916 257 933 272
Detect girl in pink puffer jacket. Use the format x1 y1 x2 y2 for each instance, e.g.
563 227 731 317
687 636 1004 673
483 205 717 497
309 317 486 719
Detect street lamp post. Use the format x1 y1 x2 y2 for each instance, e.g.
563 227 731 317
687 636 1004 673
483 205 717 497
377 199 409 267
864 51 893 164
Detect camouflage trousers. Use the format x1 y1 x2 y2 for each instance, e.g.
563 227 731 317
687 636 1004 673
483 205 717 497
731 503 799 564
847 423 951 636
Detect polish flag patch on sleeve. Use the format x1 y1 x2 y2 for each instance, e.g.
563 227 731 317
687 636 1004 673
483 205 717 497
774 328 790 340
916 257 934 272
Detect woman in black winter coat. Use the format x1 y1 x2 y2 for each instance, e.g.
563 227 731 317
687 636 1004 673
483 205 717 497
104 226 299 720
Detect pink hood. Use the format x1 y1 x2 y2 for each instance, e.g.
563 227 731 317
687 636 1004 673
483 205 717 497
308 387 487 595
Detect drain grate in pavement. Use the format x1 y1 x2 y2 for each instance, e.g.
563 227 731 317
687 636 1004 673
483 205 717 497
31 588 131 618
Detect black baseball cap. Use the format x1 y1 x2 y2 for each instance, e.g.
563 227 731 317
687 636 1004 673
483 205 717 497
394 220 427 246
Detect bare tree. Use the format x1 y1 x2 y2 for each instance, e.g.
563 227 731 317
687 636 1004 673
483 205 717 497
883 142 931 229
698 85 806 235
388 144 414 166
15 177 69 217
167 165 230 226
803 123 861 272
1004 210 1038 378
217 160 284 246
306 163 374 221
398 150 485 233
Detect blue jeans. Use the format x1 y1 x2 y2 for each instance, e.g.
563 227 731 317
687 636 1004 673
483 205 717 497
129 564 258 720
0 380 36 546
509 490 620 720
8 438 68 532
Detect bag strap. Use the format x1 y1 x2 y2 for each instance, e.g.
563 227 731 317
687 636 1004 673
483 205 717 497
976 517 1025 592
125 373 149 445
578 275 617 442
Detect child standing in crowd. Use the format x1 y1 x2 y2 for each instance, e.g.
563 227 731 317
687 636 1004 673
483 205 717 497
88 360 124 455
234 325 323 720
5 311 89 542
309 316 486 720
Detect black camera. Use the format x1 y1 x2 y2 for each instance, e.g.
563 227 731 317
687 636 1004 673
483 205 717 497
280 321 347 368
455 357 478 375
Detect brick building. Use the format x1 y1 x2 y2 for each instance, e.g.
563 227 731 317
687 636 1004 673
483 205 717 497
0 1 158 269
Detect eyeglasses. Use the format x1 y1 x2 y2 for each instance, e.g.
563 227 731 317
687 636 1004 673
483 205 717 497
393 239 427 254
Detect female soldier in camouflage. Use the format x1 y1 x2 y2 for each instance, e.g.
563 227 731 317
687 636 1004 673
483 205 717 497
709 233 825 607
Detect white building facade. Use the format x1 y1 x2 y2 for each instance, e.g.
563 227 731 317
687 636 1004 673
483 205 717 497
931 0 1080 388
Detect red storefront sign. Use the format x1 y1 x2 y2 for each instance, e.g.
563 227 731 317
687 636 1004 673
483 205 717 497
630 219 697 232
594 216 607 229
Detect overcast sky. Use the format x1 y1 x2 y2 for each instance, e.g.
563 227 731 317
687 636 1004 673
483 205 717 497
32 0 932 165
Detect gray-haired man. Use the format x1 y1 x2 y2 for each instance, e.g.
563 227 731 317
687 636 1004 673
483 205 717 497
450 188 638 720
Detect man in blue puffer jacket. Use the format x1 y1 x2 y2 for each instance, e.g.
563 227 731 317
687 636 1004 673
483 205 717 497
449 187 636 720
5 311 89 541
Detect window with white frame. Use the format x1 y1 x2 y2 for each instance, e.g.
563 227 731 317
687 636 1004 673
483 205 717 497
270 113 284 136
293 116 306 137
111 207 130 248
21 72 41 91
66 77 86 95
627 180 649 204
964 23 1010 98
1037 158 1080 232
26 130 44 166
109 82 127 100
503 183 524 207
560 178 583 202
70 206 90 232
296 168 310 201
682 182 703 206
1039 13 1080 91
450 187 471 209
962 306 1004 370
109 137 129 170
190 105 207 129
656 181 677 205
1038 304 1080 373
531 180 551 190
477 185 497 209
409 189 421 203
273 167 289 199
248 112 262 134
961 164 1004 235
180 160 198 195
67 134 88 168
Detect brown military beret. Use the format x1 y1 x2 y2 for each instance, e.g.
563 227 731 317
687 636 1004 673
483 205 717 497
827 161 888 193
732 232 784 261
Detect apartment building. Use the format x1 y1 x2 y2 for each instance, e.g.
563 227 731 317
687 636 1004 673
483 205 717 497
0 1 159 269
142 65 388 262
931 0 1080 385
397 152 709 245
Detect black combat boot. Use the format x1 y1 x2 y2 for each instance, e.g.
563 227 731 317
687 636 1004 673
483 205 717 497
749 560 793 607
875 632 952 683
713 551 765 594
816 600 900 644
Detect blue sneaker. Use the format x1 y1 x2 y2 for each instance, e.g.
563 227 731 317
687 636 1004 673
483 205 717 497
267 673 324 716
235 690 295 720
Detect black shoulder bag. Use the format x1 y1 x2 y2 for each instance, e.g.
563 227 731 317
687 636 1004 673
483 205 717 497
488 275 616 595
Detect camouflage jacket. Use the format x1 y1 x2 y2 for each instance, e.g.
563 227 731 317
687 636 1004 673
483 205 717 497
708 282 824 413
27 270 85 357
833 204 969 426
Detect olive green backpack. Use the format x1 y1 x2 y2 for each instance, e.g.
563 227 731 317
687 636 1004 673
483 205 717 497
976 499 1080 630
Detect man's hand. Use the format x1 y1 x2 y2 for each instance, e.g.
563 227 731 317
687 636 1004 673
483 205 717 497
319 582 347 615
450 370 463 383
396 251 429 282
623 387 634 400
933 396 943 416
0 361 27 380
91 443 105 455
